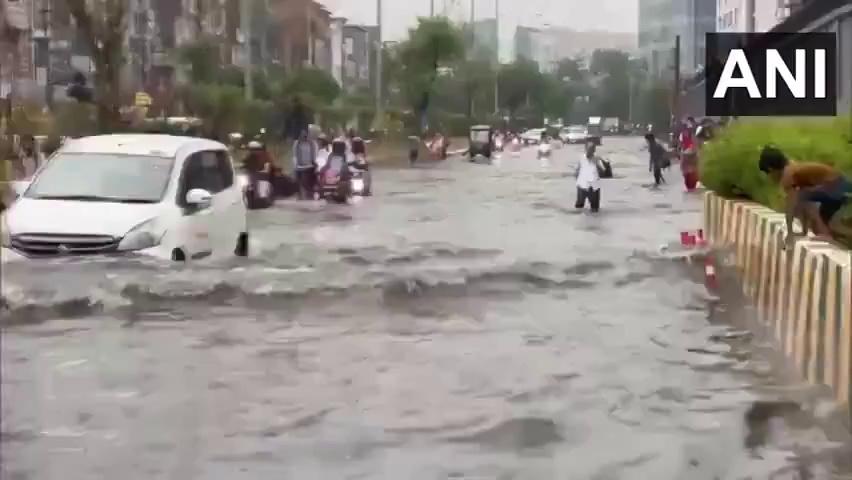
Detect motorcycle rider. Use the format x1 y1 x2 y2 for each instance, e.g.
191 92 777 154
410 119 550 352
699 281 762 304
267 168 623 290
319 138 353 198
351 137 368 167
293 129 318 200
243 140 274 207
350 136 372 195
315 134 331 171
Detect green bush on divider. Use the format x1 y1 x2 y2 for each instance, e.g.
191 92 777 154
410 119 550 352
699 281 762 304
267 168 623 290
700 117 852 215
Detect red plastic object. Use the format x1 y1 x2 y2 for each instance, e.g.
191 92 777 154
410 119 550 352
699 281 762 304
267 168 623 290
680 231 690 246
704 255 718 291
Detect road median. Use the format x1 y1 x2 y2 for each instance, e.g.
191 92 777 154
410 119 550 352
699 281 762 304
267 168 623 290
704 191 851 425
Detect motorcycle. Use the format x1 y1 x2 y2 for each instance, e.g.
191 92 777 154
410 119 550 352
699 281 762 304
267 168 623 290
349 154 372 196
494 136 504 152
537 141 552 159
318 159 352 204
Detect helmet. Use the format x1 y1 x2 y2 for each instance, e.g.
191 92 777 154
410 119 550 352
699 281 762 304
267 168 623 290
351 137 366 155
331 139 347 156
248 140 263 150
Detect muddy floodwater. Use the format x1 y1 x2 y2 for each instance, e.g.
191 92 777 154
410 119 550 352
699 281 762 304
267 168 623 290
2 137 850 479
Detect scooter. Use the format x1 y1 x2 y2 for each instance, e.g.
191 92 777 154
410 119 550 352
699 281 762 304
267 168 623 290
318 162 352 204
238 168 275 210
537 141 552 159
349 154 372 196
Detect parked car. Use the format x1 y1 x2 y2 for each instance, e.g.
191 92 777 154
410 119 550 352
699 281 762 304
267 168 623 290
1 134 249 263
560 125 588 144
520 128 545 145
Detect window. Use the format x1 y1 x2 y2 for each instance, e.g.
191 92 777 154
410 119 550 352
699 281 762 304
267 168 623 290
178 150 233 205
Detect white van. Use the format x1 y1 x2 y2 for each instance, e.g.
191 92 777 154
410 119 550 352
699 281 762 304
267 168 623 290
1 134 249 262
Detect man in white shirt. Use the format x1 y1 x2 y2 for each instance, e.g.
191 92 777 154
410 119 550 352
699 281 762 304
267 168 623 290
575 142 605 212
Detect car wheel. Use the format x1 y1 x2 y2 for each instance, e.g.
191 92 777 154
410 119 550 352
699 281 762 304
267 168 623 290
235 232 249 257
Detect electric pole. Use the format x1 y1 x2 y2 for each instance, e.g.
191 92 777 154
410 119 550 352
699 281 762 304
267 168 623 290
673 35 680 127
241 0 254 101
431 0 435 17
375 0 384 128
628 76 633 123
494 0 500 115
39 0 52 109
468 0 475 119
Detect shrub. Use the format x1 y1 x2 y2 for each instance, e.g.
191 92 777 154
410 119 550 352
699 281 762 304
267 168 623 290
700 116 852 239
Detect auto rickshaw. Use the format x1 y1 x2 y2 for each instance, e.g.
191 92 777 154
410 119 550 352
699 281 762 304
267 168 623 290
468 125 493 162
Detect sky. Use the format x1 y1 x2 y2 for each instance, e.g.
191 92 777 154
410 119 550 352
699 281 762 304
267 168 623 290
321 0 639 61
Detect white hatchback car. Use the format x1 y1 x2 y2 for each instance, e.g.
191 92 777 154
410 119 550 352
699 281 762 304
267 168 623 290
560 125 588 144
1 134 249 262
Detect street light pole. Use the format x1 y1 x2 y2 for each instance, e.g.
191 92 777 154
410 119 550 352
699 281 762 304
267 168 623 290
39 0 52 109
493 0 500 115
375 0 384 127
430 0 435 17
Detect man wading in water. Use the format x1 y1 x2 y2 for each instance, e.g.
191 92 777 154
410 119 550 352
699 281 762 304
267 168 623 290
293 130 318 200
575 143 607 212
644 133 669 187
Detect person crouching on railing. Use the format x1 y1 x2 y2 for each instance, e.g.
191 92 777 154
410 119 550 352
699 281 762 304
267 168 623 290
759 145 852 247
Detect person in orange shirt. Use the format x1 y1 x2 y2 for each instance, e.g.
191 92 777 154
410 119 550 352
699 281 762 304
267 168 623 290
759 146 852 246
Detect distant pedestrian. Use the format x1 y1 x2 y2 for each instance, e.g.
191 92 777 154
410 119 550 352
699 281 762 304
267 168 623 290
293 129 317 200
408 135 420 165
644 133 669 187
575 143 606 213
679 119 699 191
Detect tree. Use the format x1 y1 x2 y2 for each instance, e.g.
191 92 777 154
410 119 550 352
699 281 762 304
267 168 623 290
498 59 541 119
588 49 631 119
532 74 573 122
66 0 128 133
179 37 222 84
398 17 465 131
555 57 584 83
280 68 341 106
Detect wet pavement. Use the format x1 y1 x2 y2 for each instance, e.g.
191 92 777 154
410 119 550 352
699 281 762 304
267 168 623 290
2 137 851 479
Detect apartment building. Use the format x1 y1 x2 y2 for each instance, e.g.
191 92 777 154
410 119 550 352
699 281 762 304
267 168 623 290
515 25 634 73
716 0 792 33
638 0 716 76
342 24 371 92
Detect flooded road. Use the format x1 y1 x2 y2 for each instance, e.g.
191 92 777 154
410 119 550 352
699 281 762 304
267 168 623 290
2 137 850 479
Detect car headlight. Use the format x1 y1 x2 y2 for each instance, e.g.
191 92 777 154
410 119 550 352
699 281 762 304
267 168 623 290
117 219 164 252
1 215 11 248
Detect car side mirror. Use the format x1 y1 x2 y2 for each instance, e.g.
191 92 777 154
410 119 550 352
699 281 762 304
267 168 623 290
185 188 213 209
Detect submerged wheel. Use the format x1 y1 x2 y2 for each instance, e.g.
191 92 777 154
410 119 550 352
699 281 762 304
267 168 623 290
171 248 186 262
235 232 249 257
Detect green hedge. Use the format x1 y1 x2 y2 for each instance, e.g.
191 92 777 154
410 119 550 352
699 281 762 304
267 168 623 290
700 117 852 213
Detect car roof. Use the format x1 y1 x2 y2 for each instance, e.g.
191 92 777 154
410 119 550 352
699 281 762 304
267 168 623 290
60 134 226 158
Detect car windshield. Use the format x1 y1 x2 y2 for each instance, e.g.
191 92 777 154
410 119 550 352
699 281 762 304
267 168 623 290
25 153 174 203
569 126 586 133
